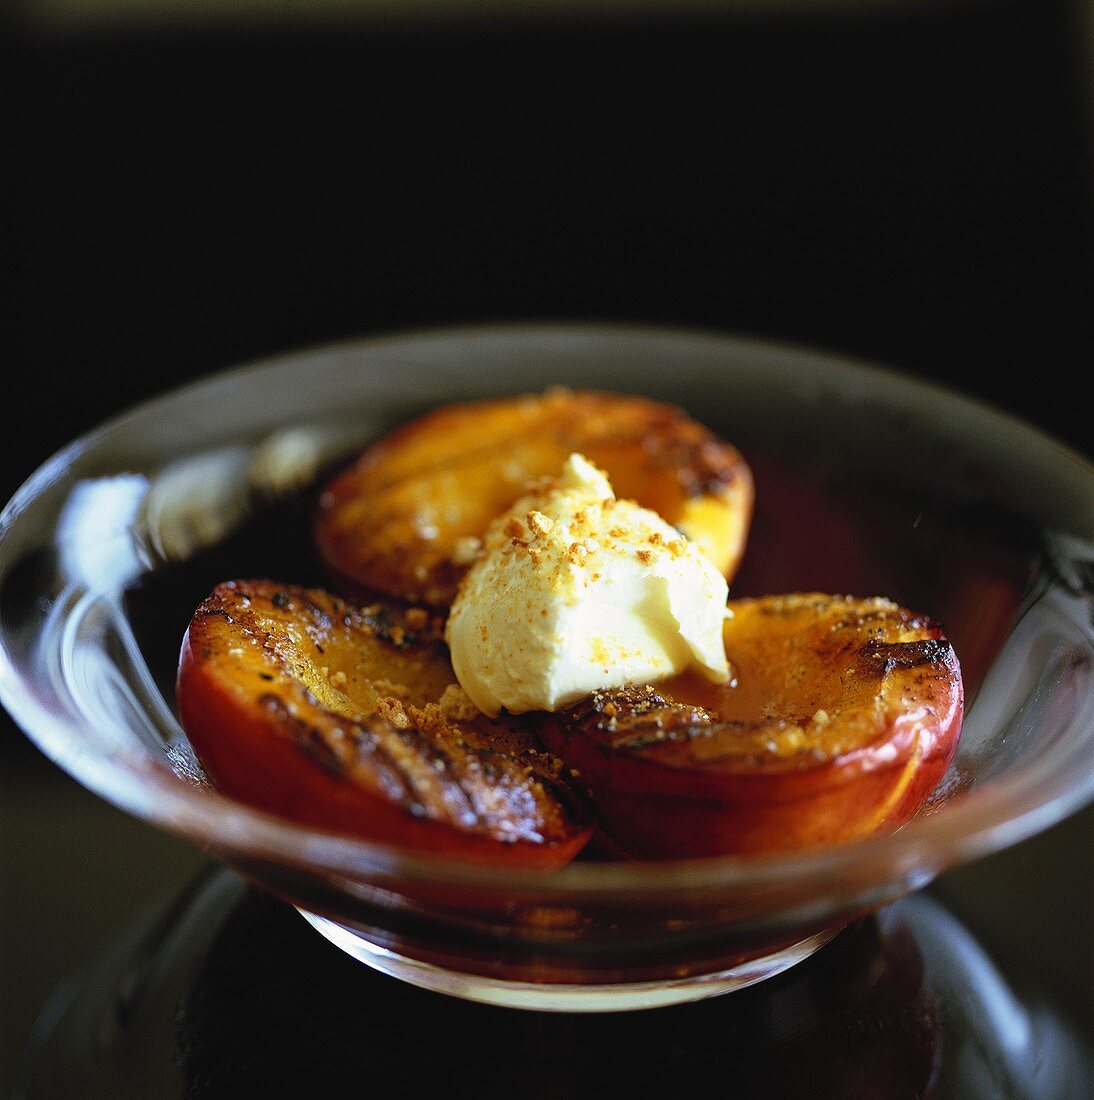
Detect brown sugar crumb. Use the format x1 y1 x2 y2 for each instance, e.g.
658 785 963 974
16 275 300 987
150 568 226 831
568 542 589 563
608 526 628 539
667 539 688 558
375 696 411 729
526 510 554 537
504 517 527 540
635 548 655 565
648 531 664 546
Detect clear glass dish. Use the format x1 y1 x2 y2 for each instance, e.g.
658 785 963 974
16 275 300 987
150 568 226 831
1 324 1091 1012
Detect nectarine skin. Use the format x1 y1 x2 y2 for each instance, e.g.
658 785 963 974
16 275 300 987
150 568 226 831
541 594 963 858
177 581 592 869
315 389 753 608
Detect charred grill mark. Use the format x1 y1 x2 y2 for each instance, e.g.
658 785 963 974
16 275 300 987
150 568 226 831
564 685 718 753
189 580 588 847
862 638 952 675
654 433 747 498
567 685 716 742
386 720 480 826
606 705 718 748
531 767 593 824
570 685 670 727
258 687 441 820
615 706 724 747
586 408 745 498
258 693 346 778
610 723 701 752
293 725 345 777
195 606 233 623
255 582 443 652
351 724 423 814
615 717 763 752
575 701 818 757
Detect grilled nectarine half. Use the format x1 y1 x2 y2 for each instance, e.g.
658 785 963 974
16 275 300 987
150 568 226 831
541 594 963 858
315 389 753 608
177 581 593 868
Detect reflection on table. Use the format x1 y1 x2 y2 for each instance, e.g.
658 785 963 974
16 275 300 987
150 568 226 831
18 866 1091 1099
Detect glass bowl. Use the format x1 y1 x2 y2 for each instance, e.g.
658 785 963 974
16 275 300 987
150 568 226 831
1 324 1091 1012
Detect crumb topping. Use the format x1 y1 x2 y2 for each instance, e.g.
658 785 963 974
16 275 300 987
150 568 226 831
445 453 731 715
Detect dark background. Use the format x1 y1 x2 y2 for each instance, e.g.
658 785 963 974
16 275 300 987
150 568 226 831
3 0 1092 1090
6 0 1093 476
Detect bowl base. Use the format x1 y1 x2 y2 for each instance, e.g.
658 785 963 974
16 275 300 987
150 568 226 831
296 908 837 1012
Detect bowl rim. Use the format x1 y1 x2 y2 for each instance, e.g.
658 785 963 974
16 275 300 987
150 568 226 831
1 320 1092 898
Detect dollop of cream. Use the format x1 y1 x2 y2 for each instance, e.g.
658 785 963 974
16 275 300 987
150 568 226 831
445 454 730 716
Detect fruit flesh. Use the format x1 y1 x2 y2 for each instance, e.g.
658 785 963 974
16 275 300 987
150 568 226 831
315 389 753 607
177 581 592 868
542 594 963 857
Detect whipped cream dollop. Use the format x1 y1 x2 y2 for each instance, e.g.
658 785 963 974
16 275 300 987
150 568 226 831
445 454 730 716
